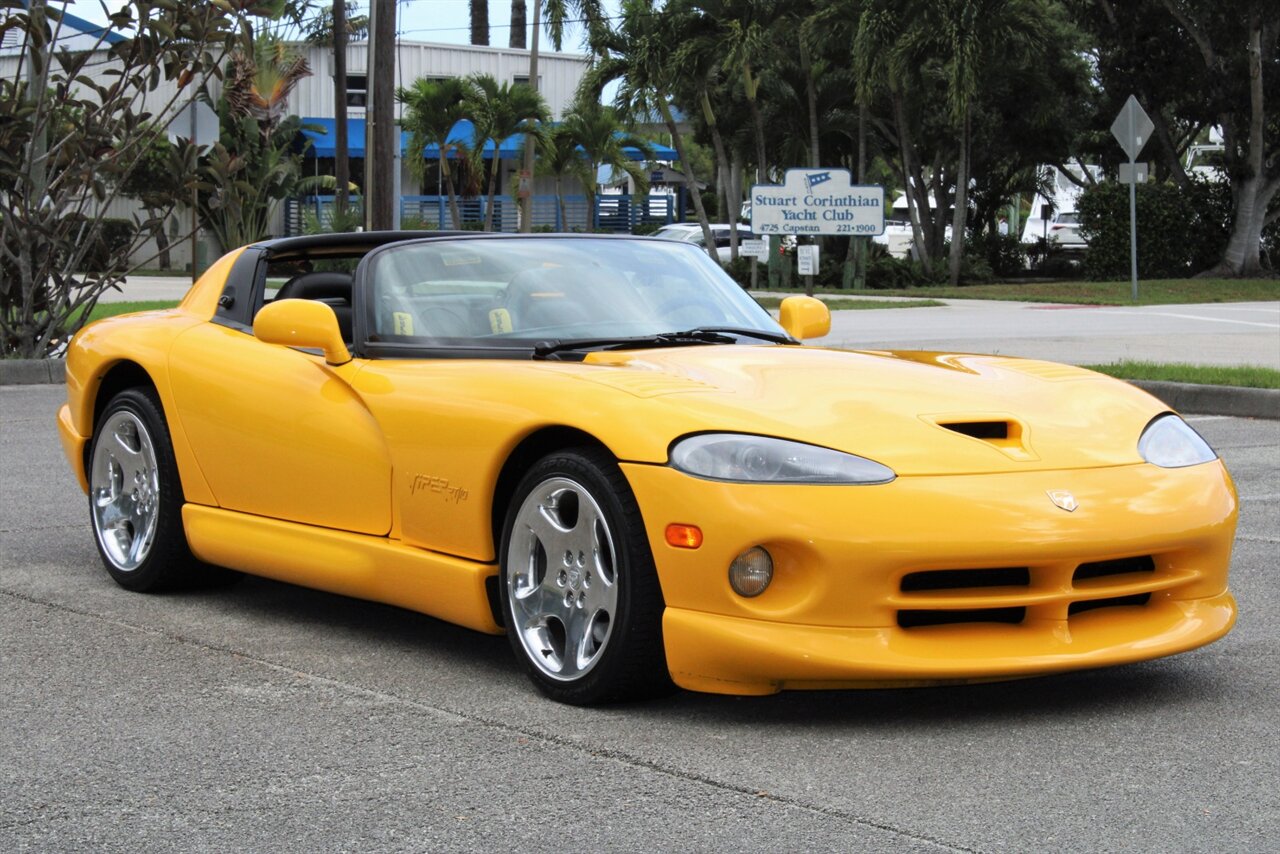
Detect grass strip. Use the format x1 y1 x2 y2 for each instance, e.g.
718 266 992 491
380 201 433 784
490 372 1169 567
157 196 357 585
755 297 944 310
1084 360 1280 389
767 279 1279 305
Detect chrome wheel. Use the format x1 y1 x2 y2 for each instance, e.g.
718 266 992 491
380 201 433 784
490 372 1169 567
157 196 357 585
506 477 619 682
90 409 160 572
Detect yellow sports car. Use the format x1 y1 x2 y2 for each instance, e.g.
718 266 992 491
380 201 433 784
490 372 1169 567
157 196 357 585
57 233 1238 705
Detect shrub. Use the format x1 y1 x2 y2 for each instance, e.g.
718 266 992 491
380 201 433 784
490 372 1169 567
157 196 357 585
1077 178 1232 280
968 232 1027 278
397 214 438 231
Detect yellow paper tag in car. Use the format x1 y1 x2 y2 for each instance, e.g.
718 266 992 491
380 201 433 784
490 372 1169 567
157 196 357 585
392 312 414 335
489 308 513 334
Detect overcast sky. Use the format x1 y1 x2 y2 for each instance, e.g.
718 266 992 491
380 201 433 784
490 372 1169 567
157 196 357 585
70 0 616 53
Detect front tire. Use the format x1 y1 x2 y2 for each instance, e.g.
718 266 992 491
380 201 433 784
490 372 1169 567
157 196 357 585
499 447 673 705
88 387 229 591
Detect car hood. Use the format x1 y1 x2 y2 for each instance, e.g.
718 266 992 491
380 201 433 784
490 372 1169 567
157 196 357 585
577 345 1166 476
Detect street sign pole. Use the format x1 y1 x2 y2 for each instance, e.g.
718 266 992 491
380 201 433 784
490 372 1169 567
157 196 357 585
1128 152 1138 301
1110 95 1153 302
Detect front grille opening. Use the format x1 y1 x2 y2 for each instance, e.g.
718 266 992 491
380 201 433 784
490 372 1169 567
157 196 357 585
898 607 1026 628
941 421 1009 440
1068 593 1151 616
1074 555 1155 583
900 567 1030 592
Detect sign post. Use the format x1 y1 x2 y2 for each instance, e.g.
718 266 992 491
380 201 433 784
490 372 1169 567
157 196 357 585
1110 95 1154 301
750 169 884 296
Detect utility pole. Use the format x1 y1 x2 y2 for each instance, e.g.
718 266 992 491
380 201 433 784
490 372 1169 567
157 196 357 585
518 0 541 233
333 0 350 220
364 0 397 231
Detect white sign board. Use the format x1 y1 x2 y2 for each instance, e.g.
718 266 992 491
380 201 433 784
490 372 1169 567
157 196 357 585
797 244 819 275
751 169 884 237
1118 162 1148 184
739 238 769 260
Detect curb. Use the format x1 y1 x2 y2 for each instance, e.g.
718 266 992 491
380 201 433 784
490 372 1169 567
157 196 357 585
2 359 1277 420
0 359 63 385
1127 380 1279 420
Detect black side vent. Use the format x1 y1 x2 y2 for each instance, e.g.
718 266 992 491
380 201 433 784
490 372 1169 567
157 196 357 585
901 567 1030 592
1069 593 1151 616
1074 555 1155 583
898 608 1026 628
941 421 1009 440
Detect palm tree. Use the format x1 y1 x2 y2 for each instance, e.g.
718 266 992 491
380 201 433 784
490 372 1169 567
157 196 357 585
469 0 489 45
531 124 589 229
717 0 780 186
560 102 655 228
464 74 552 231
671 2 747 260
581 0 717 257
898 0 1050 284
518 0 605 232
510 1 528 49
854 0 934 263
398 77 470 229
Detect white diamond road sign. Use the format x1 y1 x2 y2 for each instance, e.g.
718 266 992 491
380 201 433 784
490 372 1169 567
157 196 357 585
1111 95 1154 162
751 169 884 237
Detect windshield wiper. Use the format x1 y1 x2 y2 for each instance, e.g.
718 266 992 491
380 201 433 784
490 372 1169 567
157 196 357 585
531 327 795 360
675 326 797 345
532 330 736 360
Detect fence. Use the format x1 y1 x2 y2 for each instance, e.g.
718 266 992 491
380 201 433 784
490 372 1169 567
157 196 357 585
284 193 678 236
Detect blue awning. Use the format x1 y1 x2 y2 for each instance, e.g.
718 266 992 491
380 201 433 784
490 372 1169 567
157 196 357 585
300 117 675 161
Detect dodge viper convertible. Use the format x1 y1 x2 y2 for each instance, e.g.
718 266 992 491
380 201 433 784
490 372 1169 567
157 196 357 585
57 232 1238 704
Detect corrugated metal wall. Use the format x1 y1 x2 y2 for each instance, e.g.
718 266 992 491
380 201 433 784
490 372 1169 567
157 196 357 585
294 41 588 120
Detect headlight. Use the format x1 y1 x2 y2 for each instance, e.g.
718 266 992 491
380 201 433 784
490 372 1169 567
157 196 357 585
1138 414 1217 468
669 433 896 484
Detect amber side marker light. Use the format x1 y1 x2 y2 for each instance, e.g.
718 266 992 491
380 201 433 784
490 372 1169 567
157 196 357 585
665 523 703 549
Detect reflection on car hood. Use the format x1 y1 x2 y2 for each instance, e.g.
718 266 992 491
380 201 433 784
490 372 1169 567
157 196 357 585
578 346 1164 475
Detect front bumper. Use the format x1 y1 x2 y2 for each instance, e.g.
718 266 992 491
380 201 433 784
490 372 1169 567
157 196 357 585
57 403 89 494
621 460 1237 696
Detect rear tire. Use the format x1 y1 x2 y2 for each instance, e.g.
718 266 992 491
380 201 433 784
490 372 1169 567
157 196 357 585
499 447 674 705
88 387 237 591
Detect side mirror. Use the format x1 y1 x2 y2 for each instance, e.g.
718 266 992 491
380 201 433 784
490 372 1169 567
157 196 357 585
253 299 351 365
778 296 831 341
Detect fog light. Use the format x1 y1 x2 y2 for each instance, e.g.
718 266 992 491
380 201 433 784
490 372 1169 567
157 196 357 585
729 546 773 597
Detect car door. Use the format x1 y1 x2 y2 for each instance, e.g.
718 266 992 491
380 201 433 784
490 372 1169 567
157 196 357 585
165 278 392 537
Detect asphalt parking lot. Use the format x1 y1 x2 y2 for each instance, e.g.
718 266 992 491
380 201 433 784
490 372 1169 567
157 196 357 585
2 384 1277 852
812 299 1280 369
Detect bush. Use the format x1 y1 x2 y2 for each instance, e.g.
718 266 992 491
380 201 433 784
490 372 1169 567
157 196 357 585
1077 178 1232 280
630 221 663 236
397 214 438 231
698 188 719 221
968 232 1027 278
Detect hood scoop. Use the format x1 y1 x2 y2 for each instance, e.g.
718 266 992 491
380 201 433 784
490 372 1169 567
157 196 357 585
942 420 1010 441
927 415 1039 463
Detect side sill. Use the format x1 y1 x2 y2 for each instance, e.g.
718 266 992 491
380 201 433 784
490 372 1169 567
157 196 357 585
182 504 502 634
